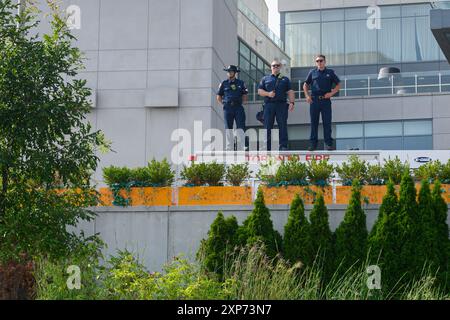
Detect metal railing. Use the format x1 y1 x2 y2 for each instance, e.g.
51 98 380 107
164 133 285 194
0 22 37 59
246 70 450 102
237 0 285 51
431 1 450 9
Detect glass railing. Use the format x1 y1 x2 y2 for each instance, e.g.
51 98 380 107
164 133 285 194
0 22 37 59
246 70 450 102
237 0 285 51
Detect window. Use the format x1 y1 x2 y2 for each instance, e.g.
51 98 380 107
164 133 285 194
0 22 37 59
322 21 345 65
365 122 402 137
402 16 439 62
345 20 377 64
337 138 364 150
378 18 401 63
365 137 403 150
283 3 443 67
321 9 344 22
335 120 433 150
336 123 363 139
286 11 320 24
238 39 270 97
286 23 320 67
404 120 432 136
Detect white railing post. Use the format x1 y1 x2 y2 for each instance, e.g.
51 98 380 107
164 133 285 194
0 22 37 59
298 80 301 100
415 74 418 94
344 78 347 96
439 73 442 93
253 82 256 102
368 76 371 96
391 75 394 95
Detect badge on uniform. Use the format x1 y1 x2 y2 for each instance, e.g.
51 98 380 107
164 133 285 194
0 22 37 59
231 84 236 91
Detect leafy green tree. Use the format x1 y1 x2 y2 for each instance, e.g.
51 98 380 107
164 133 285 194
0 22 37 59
334 180 368 273
0 1 108 262
309 192 334 282
283 194 313 266
431 181 450 289
367 180 400 290
197 212 239 277
238 188 282 258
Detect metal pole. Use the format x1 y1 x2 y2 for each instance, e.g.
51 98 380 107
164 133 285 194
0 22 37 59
298 80 301 100
253 82 256 102
368 76 371 96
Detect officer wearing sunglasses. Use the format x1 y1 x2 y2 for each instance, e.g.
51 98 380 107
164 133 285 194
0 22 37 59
303 54 341 151
258 59 295 151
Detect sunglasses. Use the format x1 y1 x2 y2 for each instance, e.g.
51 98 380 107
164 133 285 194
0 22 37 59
271 64 281 67
316 59 324 63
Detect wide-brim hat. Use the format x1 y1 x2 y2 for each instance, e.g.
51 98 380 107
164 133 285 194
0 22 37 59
224 65 240 73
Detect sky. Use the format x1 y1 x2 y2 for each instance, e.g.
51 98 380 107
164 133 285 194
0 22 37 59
265 0 280 37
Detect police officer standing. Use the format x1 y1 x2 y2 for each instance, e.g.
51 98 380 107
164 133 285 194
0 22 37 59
217 65 248 151
258 59 295 151
303 54 341 151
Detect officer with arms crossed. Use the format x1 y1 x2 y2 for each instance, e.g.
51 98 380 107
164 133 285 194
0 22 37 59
303 54 341 151
258 59 295 151
217 65 248 151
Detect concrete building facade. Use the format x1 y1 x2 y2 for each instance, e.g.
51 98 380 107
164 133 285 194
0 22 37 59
31 0 290 185
253 0 450 151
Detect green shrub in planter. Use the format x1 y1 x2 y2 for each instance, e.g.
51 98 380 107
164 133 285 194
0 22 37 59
181 162 207 186
283 194 313 266
414 160 444 183
257 158 279 185
439 160 450 184
366 164 385 185
197 212 239 278
226 163 251 186
102 166 133 187
147 158 175 187
238 188 282 258
382 157 409 185
130 167 151 186
204 162 226 186
307 159 334 186
275 156 309 186
334 180 368 273
336 155 368 186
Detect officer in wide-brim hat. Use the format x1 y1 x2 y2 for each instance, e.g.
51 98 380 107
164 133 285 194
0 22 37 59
216 65 249 151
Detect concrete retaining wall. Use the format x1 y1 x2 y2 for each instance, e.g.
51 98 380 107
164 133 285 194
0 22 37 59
75 204 450 272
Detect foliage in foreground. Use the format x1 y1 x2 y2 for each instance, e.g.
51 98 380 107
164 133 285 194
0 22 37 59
34 243 450 300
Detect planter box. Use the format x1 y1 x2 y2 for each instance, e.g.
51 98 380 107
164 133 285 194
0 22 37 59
336 185 390 205
177 186 252 206
98 187 172 206
261 185 333 205
336 184 450 205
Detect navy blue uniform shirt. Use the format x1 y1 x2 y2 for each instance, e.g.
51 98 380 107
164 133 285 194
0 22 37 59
217 78 248 105
258 73 292 104
304 67 340 96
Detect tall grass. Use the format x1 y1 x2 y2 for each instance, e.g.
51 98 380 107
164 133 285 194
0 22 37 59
222 243 449 300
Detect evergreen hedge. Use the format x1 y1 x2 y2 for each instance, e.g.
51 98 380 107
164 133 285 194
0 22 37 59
283 194 313 266
334 180 368 273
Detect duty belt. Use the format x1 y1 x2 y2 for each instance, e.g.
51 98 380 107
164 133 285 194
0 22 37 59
226 101 242 106
312 95 329 100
